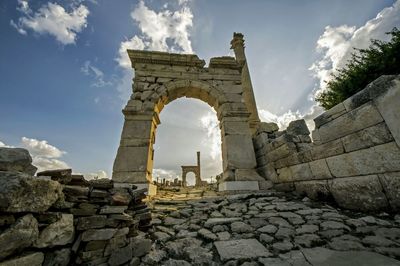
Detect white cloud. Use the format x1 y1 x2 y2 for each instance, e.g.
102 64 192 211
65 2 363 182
81 60 111 87
130 0 193 53
21 137 69 172
153 168 179 181
259 105 323 132
117 36 146 69
310 0 400 96
32 157 69 172
84 170 109 180
116 0 194 100
21 137 66 158
11 2 89 45
200 111 221 160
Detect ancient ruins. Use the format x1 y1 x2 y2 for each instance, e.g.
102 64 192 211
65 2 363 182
0 32 400 265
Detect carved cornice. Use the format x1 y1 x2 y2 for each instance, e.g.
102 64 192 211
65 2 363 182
127 50 205 68
209 56 240 70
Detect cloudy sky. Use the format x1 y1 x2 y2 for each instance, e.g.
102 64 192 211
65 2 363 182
0 0 399 183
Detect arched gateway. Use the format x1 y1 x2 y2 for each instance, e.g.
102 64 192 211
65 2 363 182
113 33 266 193
181 151 202 187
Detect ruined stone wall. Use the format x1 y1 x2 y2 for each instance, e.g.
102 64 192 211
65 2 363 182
254 75 400 212
0 148 151 265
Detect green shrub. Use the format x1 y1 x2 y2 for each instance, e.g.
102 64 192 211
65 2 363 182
316 28 400 110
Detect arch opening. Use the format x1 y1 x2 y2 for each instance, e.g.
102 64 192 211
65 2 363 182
152 97 222 190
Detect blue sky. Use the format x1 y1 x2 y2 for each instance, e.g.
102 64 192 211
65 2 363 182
0 0 399 183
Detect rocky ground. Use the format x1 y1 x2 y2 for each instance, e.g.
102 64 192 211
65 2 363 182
139 189 400 266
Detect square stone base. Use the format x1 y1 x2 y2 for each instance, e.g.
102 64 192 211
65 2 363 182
218 181 259 191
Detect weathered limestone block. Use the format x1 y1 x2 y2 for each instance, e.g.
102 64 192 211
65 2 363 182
113 146 150 172
310 139 344 160
43 248 70 266
0 147 36 175
309 159 332 179
257 122 279 134
119 119 153 141
214 239 271 262
341 122 393 153
257 163 278 182
34 214 74 248
329 175 388 211
0 214 39 260
276 167 293 183
218 84 243 94
274 150 309 169
222 135 257 171
253 132 269 151
326 142 400 177
314 103 347 128
221 121 251 136
234 169 264 181
81 228 117 242
311 129 322 145
265 143 296 162
0 252 44 266
286 119 310 136
342 75 399 111
379 172 400 211
0 172 63 213
37 169 72 184
255 154 267 167
113 171 147 184
374 77 400 147
318 103 383 143
295 180 331 200
290 163 312 181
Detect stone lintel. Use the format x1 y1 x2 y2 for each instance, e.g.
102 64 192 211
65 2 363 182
209 56 240 70
128 49 205 68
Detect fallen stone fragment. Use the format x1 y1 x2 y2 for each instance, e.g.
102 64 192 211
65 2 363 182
34 214 74 248
0 147 37 175
0 172 63 213
0 252 44 266
214 239 271 262
0 214 39 260
37 169 72 184
231 221 254 233
204 217 242 228
43 248 71 266
302 247 400 266
164 217 186 226
81 228 117 241
198 228 218 241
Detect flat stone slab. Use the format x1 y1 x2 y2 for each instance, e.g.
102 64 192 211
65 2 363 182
302 247 400 266
204 218 242 228
214 239 271 261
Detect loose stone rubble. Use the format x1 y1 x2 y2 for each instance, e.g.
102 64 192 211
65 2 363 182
145 191 400 265
0 147 151 265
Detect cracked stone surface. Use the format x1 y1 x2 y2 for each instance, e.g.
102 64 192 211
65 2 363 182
141 189 400 265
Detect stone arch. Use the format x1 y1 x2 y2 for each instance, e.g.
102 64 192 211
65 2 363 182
113 34 265 192
181 167 199 187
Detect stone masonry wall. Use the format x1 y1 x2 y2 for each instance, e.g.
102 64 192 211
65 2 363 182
0 148 151 266
254 75 400 212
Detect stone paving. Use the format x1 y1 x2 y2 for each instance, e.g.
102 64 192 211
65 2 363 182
140 190 400 266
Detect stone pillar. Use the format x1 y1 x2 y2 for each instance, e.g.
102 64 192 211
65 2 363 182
112 109 159 186
196 151 201 186
231 32 261 134
218 106 264 191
